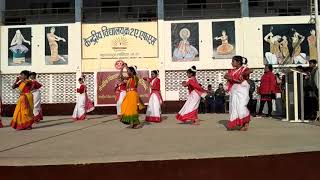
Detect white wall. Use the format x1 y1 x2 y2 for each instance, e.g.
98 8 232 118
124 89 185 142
162 16 311 71
0 15 313 103
0 23 81 74
241 16 311 68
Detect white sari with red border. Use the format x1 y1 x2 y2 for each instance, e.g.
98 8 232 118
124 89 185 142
176 77 206 122
32 89 43 122
226 66 251 129
146 78 163 122
73 84 94 121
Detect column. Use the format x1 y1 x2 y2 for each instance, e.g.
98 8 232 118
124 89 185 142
75 0 82 79
157 0 166 101
75 0 82 22
157 0 164 20
0 0 5 99
241 0 249 17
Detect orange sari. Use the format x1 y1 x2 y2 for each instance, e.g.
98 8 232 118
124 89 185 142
11 80 34 130
121 76 140 125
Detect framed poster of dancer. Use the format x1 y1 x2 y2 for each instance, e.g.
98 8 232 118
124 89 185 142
212 21 236 59
171 23 199 62
45 26 68 65
8 28 32 66
263 24 316 65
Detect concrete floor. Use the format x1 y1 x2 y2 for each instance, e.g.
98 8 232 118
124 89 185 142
0 114 320 166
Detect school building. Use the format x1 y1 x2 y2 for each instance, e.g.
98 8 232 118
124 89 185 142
0 0 316 115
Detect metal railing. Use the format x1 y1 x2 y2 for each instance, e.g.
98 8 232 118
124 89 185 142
249 0 311 17
2 8 75 25
82 5 158 23
164 2 242 20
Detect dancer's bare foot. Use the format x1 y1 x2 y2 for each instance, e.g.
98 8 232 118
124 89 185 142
244 123 249 131
133 124 143 129
192 120 200 125
240 123 249 131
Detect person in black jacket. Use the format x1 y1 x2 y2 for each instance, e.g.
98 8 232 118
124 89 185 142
215 83 226 113
247 79 257 117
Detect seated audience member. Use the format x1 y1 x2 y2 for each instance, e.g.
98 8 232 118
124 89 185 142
215 83 226 113
206 84 215 113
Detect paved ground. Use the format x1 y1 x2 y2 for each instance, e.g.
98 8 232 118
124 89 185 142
0 114 320 166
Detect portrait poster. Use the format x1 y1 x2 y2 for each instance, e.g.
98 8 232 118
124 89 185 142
263 24 316 65
212 21 236 59
45 26 68 65
171 23 199 62
8 27 32 66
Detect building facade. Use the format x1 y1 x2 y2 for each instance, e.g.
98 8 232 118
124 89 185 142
0 0 317 115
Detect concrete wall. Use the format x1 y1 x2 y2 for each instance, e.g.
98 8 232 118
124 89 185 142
81 15 311 72
0 23 81 74
162 16 311 71
0 15 314 105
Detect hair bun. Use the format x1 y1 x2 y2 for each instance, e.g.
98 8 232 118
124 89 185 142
191 66 197 72
242 57 248 65
156 70 159 74
132 65 138 72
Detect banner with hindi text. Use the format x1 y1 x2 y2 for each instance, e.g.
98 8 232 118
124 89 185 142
82 22 158 59
94 70 150 106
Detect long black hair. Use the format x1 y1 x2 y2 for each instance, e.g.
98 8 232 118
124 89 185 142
232 56 248 66
187 66 197 76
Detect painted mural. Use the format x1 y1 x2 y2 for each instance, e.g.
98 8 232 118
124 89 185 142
8 27 32 66
171 23 199 62
263 24 316 65
45 26 68 65
212 21 236 59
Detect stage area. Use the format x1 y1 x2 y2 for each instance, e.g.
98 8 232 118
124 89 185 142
0 114 320 166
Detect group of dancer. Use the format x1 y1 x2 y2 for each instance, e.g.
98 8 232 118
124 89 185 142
9 70 43 130
1 70 95 130
3 55 252 131
114 56 251 131
174 55 250 130
115 63 162 129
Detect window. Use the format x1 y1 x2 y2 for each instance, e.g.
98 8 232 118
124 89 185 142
30 3 48 15
249 0 309 17
164 0 241 20
101 1 120 12
52 2 71 13
187 0 207 9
